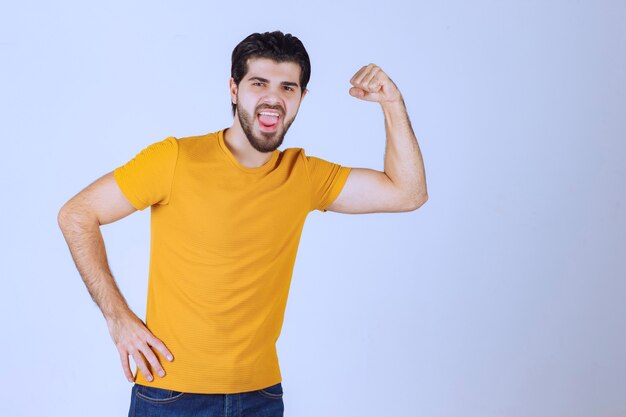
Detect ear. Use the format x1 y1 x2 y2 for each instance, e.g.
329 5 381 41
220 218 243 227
229 77 238 105
300 88 308 102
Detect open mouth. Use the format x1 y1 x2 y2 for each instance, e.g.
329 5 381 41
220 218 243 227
257 110 280 131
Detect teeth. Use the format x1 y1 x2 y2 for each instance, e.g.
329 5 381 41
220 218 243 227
259 111 279 117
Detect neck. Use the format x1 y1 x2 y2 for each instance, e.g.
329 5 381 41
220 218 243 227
223 120 275 168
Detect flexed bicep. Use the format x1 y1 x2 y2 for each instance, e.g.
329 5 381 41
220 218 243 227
326 167 424 214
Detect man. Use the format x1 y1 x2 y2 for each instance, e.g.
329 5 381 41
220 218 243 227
58 31 427 417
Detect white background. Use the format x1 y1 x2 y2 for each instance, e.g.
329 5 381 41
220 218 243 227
1 1 625 416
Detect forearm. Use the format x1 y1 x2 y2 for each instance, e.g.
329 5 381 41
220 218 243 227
381 96 428 204
58 206 132 322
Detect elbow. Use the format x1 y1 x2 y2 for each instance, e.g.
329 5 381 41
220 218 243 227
57 202 73 230
58 200 100 230
57 200 83 230
405 192 428 211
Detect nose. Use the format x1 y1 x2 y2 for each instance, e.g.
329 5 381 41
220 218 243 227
259 94 285 114
262 95 280 105
262 89 282 103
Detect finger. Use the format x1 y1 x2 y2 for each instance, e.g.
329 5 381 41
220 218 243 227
361 67 382 92
349 65 369 85
353 64 376 87
140 344 166 378
147 334 174 362
119 350 135 383
131 350 154 382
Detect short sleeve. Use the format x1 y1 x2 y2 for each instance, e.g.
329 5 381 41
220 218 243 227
113 136 179 211
303 152 352 213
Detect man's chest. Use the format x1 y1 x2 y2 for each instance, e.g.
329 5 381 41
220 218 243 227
159 162 310 251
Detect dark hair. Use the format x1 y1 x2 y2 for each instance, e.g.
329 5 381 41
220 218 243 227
230 31 311 116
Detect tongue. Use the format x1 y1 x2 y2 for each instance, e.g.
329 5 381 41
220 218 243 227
259 114 278 126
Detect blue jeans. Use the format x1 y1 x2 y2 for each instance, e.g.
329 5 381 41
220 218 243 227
127 382 284 417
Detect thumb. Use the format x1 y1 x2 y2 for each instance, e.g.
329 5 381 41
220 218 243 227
349 86 380 102
349 87 366 98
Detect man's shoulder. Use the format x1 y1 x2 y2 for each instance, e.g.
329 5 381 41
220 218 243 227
278 146 309 165
176 130 220 144
172 130 223 156
280 146 305 155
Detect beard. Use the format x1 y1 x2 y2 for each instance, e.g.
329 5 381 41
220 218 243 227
236 101 297 153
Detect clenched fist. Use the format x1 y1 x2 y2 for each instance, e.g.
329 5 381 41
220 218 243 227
349 63 402 104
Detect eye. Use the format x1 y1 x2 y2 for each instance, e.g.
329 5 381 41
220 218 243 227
284 86 294 92
252 82 265 87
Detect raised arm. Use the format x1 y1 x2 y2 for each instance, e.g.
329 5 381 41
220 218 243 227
326 64 428 214
57 171 173 383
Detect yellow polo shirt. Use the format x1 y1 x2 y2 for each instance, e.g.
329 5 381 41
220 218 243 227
113 128 351 394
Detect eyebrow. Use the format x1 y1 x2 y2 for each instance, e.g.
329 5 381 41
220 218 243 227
248 76 300 89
